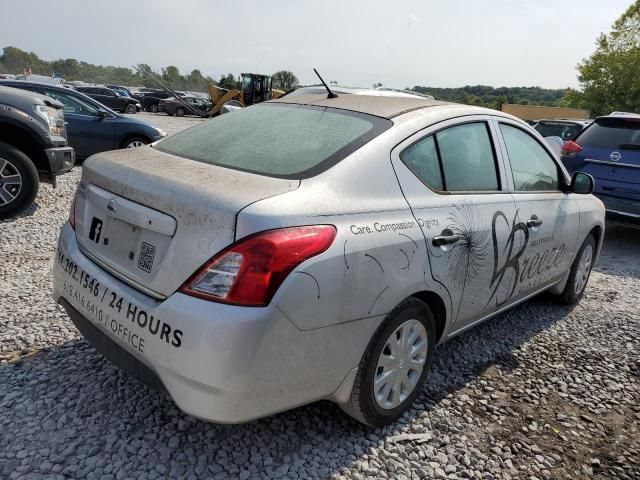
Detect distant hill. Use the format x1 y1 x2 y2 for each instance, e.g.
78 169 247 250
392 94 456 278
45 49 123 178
409 85 569 109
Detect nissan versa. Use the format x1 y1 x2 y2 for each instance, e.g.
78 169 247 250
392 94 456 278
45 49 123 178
53 94 605 426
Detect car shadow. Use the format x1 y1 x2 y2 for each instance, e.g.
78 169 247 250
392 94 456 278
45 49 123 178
0 295 576 478
594 222 640 280
0 201 39 223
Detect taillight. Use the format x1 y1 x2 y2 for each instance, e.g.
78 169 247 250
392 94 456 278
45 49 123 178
68 192 76 230
180 225 336 306
561 140 582 157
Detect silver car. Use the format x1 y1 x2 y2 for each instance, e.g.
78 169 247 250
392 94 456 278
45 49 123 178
52 94 604 426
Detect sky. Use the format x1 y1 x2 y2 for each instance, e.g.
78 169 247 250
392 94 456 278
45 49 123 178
0 0 632 89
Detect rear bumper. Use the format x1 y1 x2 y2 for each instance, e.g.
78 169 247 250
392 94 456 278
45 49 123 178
52 224 362 422
45 146 75 174
597 193 640 226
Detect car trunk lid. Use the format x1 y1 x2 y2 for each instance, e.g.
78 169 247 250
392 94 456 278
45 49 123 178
75 147 299 298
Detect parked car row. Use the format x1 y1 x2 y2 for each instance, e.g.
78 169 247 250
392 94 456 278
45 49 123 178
0 81 167 218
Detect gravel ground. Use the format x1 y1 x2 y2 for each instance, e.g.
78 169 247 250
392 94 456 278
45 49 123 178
0 115 638 480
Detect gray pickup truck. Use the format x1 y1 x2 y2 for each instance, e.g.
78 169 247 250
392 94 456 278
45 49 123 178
0 85 74 219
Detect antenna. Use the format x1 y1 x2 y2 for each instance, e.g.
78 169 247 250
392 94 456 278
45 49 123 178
313 68 338 99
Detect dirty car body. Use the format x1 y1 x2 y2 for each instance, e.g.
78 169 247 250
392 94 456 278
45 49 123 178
53 94 604 425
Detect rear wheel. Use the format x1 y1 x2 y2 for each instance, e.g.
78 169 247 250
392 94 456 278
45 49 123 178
556 234 596 305
175 107 185 117
149 103 158 113
342 297 436 426
124 104 137 114
0 141 39 219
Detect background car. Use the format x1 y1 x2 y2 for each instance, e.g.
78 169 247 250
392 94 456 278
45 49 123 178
139 90 174 112
0 81 167 161
561 112 640 225
75 86 141 113
158 95 211 116
533 119 589 140
106 84 142 101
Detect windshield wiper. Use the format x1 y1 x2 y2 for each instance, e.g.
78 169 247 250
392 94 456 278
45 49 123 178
619 143 640 150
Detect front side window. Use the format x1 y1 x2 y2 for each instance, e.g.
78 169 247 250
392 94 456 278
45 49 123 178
500 123 559 191
44 89 99 116
156 103 391 178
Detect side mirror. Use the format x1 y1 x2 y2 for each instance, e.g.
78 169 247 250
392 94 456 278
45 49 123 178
97 109 110 119
570 172 594 194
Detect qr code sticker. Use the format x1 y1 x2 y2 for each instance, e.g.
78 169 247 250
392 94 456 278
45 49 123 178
137 242 156 273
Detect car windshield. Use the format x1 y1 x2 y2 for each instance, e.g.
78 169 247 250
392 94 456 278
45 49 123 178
156 103 391 178
577 117 640 149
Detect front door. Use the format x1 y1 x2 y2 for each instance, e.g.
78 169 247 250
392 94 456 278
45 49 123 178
494 120 580 301
43 87 115 159
391 117 520 330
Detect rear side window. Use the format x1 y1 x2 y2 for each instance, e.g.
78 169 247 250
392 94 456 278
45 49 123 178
437 123 499 191
156 103 391 178
578 118 640 149
400 122 500 192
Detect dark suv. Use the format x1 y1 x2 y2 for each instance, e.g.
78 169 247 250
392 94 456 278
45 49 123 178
75 86 141 113
561 112 640 224
0 85 74 218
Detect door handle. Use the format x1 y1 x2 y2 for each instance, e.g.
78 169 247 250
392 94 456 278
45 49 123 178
527 215 543 229
432 229 463 247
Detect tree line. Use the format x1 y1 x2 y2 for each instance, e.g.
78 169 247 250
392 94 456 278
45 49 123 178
0 46 300 93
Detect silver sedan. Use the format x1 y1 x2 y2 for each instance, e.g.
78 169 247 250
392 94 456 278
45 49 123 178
52 93 604 426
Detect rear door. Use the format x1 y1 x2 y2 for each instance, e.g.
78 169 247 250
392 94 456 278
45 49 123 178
391 116 520 331
567 117 640 217
495 119 579 297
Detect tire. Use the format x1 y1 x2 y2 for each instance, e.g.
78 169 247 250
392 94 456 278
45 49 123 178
175 107 185 117
122 136 149 149
556 234 596 305
150 103 158 113
342 297 436 426
124 104 137 114
0 141 39 220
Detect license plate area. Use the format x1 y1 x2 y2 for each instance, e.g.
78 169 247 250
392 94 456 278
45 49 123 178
76 184 175 283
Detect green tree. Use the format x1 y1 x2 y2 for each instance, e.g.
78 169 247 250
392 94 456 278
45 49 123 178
161 65 183 89
219 73 239 90
571 1 640 116
272 70 299 91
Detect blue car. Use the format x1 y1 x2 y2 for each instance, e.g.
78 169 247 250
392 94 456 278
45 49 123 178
561 112 640 225
0 80 166 161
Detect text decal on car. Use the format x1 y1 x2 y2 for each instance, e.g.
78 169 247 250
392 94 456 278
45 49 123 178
56 248 183 350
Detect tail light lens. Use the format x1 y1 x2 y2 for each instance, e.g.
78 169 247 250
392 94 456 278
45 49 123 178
561 140 582 158
180 225 336 306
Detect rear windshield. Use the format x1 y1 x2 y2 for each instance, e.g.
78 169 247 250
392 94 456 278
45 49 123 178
155 103 391 178
577 117 640 149
534 122 583 140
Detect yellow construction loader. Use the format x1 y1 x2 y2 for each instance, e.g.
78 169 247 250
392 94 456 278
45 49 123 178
207 73 285 117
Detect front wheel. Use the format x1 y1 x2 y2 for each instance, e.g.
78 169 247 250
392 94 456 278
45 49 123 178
0 141 39 219
122 136 149 149
175 107 185 117
124 104 137 114
342 297 436 426
556 234 596 305
149 103 158 113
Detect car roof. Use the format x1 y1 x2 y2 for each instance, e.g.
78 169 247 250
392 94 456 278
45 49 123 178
603 111 640 120
269 93 453 119
0 84 63 107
